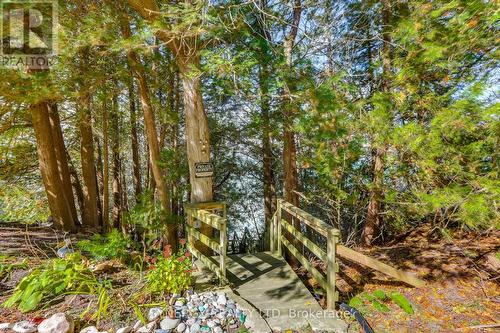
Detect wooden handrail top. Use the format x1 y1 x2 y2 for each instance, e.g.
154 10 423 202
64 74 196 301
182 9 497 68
186 208 226 229
185 201 226 210
279 200 340 237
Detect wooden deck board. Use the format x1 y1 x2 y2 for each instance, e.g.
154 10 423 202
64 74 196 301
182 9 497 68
195 251 347 332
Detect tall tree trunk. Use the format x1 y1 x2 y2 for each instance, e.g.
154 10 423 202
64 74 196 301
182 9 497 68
120 15 177 247
128 76 142 201
48 103 79 226
260 63 277 250
362 0 392 246
31 100 76 231
177 55 213 204
171 71 182 217
282 0 301 209
255 0 277 251
178 55 214 254
121 165 129 235
102 95 110 230
111 89 122 229
79 93 100 228
67 149 85 223
282 0 302 266
126 0 215 253
95 136 104 227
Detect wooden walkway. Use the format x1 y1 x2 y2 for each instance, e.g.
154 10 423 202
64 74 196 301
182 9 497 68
194 252 347 333
187 201 423 332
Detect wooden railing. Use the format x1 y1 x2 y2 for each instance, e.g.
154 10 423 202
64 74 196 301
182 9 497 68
271 199 426 310
185 202 227 282
271 199 340 309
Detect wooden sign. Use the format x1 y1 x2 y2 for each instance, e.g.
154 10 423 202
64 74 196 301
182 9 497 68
195 162 213 178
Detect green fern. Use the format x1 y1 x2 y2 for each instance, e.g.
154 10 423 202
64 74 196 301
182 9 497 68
389 292 414 314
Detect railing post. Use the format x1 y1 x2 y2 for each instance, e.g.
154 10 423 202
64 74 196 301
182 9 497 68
270 211 275 253
276 199 282 257
186 208 194 248
219 218 227 280
326 228 339 310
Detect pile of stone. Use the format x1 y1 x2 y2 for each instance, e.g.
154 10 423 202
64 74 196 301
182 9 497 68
0 291 248 333
144 291 247 333
0 313 74 333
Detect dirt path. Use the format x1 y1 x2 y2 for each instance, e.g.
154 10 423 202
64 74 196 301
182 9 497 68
0 222 90 258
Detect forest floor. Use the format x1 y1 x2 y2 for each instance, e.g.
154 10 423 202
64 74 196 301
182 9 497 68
296 225 500 332
0 222 499 332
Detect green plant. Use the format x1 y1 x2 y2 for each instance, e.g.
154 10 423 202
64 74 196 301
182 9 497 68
146 245 192 296
348 289 414 315
3 253 111 319
77 229 134 261
389 291 414 314
0 256 28 280
125 193 165 235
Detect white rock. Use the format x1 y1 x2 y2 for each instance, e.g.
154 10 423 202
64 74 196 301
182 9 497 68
79 327 98 333
0 323 13 331
132 321 142 331
13 321 37 333
213 327 223 333
148 307 163 321
188 323 200 333
175 323 186 333
115 327 131 333
136 322 155 333
38 314 74 333
159 318 180 330
216 294 226 306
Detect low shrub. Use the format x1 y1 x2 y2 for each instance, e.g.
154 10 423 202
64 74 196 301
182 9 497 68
76 229 134 262
3 253 111 319
0 256 28 281
146 243 192 296
349 289 414 314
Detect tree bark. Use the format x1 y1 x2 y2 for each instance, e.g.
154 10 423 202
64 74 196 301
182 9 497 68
255 0 277 251
282 0 301 209
95 136 104 227
47 103 79 226
120 15 177 247
361 0 392 246
102 95 110 230
178 55 214 254
170 70 181 217
31 100 76 231
111 89 122 229
260 62 277 250
282 0 302 266
126 0 215 253
79 92 100 228
67 149 85 224
128 76 142 202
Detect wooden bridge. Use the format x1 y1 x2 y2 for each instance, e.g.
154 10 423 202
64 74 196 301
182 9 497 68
185 200 425 332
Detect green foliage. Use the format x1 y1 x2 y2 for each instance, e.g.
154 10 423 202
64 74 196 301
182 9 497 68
125 193 165 238
389 292 414 314
348 290 414 315
0 256 28 280
76 230 134 262
146 246 193 296
3 253 111 318
0 184 49 223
